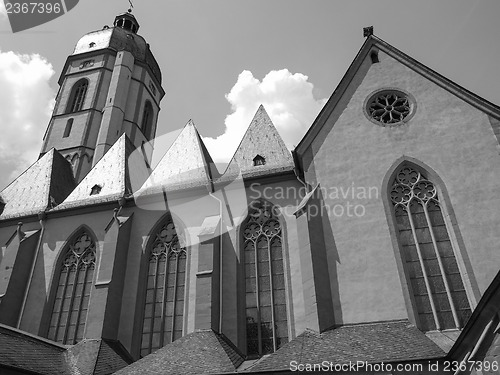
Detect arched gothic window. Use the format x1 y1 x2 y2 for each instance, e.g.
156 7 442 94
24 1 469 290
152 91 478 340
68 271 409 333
390 165 472 331
141 101 153 138
140 218 186 357
48 231 96 344
66 79 88 113
243 201 288 357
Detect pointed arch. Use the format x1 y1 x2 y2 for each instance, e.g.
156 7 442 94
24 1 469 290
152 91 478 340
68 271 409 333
66 78 89 113
47 226 97 344
139 213 188 357
241 200 289 357
383 158 474 331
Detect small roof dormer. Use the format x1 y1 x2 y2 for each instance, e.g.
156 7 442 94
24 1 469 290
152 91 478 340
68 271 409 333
114 11 140 34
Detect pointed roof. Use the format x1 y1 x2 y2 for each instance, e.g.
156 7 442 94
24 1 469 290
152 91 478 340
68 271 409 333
138 120 216 195
65 339 132 374
0 324 131 375
114 330 243 375
0 149 75 221
295 35 500 158
0 323 67 375
53 134 150 211
222 105 294 180
246 321 445 373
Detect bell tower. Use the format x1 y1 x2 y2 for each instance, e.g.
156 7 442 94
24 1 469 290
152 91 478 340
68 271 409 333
40 11 165 182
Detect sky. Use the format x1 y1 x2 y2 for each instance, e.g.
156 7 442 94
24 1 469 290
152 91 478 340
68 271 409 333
0 0 499 190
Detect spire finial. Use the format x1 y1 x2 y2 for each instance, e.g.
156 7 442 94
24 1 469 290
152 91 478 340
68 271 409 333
363 26 374 38
128 0 134 13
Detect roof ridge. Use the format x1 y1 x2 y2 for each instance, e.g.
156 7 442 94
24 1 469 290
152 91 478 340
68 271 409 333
224 104 269 169
295 34 500 157
0 323 67 350
336 319 411 329
214 332 245 369
221 105 294 179
138 120 214 193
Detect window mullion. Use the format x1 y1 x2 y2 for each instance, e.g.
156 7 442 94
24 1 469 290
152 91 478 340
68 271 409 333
422 201 461 328
72 263 89 343
267 234 277 353
170 251 179 343
52 266 71 342
254 238 262 356
406 201 441 330
149 256 160 353
159 251 169 348
63 264 81 344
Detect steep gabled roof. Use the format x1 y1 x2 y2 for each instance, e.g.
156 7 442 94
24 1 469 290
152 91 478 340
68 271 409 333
245 320 445 373
65 339 132 375
53 134 150 211
0 149 75 221
295 35 500 159
114 330 244 375
138 120 216 195
0 323 68 375
222 105 294 180
0 324 131 375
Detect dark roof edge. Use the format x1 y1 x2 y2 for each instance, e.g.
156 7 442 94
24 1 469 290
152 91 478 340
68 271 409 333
295 35 500 158
0 323 67 350
101 338 135 364
447 270 500 358
236 357 447 375
0 363 45 375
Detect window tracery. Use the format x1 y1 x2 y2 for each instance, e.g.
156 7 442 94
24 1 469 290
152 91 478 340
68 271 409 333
48 232 96 344
390 166 471 331
243 201 288 356
140 218 186 357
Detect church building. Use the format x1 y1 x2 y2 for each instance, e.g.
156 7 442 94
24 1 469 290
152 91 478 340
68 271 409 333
0 12 499 375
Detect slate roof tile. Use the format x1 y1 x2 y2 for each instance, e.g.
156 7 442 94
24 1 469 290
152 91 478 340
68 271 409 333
137 120 216 196
0 324 68 375
246 321 446 372
0 149 75 220
0 324 131 375
221 105 294 181
53 134 149 211
114 330 243 375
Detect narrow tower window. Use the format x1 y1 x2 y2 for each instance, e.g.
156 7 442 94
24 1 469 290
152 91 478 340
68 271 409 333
66 79 88 113
48 231 96 344
63 118 73 138
140 217 186 357
243 201 288 357
390 165 471 331
141 101 154 138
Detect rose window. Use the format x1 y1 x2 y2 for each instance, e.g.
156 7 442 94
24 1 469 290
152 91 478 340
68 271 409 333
366 90 414 125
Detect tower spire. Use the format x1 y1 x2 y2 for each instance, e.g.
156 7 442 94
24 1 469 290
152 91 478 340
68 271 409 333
38 10 164 182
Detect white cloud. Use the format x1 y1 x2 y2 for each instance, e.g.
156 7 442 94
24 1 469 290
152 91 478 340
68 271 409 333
204 69 327 162
0 50 56 190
